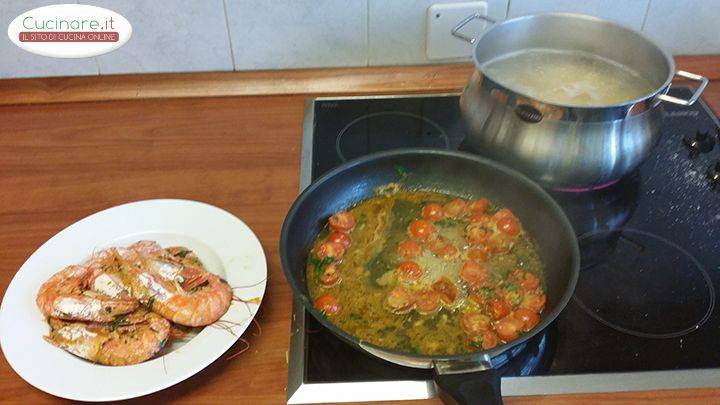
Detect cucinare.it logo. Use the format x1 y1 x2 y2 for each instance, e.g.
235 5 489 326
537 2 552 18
7 4 131 58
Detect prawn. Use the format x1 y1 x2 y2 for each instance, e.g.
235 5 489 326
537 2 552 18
45 308 170 366
126 242 233 327
36 264 138 322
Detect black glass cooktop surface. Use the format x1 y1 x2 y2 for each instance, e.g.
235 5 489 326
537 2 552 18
304 88 720 383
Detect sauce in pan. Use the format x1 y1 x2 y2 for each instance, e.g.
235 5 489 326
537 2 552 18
306 189 546 355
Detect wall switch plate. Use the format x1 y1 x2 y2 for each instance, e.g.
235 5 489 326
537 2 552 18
426 1 488 60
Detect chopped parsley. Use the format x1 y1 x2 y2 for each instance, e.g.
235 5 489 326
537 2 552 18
309 255 334 279
480 287 495 299
147 297 155 311
173 248 189 258
110 314 127 331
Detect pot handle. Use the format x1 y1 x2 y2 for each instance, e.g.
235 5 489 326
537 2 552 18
657 70 709 106
451 13 496 44
433 357 503 405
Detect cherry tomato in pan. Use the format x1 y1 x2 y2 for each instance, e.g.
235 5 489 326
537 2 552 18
328 211 355 232
397 240 422 258
422 203 444 222
487 297 510 320
466 247 489 263
467 198 489 214
314 294 340 315
426 236 459 260
492 208 515 222
385 286 415 314
466 223 491 245
469 293 487 306
496 216 521 236
460 260 489 289
315 241 344 261
520 290 546 313
486 232 514 254
462 312 491 334
408 219 435 241
319 264 341 287
443 198 468 218
415 290 441 314
432 277 458 305
327 231 351 248
497 285 523 307
397 261 423 283
469 330 500 350
494 314 525 341
513 308 540 332
469 211 490 224
511 269 540 291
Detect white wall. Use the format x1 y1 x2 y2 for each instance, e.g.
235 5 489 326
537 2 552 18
1 0 718 79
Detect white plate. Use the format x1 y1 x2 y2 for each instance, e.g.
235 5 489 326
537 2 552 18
0 199 267 401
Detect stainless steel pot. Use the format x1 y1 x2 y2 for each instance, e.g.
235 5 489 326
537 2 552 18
453 13 708 189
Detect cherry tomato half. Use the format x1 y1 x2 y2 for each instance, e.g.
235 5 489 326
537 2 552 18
466 223 491 245
422 203 444 222
426 236 459 260
385 286 415 314
327 231 351 248
466 247 488 263
397 240 422 258
514 308 540 331
492 208 515 222
397 261 423 283
315 241 345 261
432 277 458 305
467 198 489 214
487 298 510 320
460 260 489 288
328 211 355 232
511 269 540 291
314 294 340 315
520 290 546 313
443 198 468 218
494 314 524 341
469 330 500 350
408 219 435 241
319 264 341 287
415 290 441 314
462 312 491 334
496 216 521 236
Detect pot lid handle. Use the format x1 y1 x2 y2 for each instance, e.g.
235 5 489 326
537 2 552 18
657 70 709 106
451 13 496 44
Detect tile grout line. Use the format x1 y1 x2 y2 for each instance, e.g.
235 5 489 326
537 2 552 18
365 0 370 67
640 0 652 31
222 0 237 71
505 0 512 19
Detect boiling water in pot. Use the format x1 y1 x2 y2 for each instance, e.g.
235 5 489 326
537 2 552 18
481 49 656 106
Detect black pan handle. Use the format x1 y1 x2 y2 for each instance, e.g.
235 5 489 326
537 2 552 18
433 367 502 405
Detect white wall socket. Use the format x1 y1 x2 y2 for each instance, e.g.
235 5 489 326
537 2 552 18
426 1 488 60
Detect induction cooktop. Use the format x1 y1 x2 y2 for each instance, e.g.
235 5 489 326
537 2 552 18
287 87 720 403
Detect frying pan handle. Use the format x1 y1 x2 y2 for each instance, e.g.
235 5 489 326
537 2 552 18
433 366 503 405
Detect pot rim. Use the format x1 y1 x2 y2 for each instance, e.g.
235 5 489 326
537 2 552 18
471 12 677 110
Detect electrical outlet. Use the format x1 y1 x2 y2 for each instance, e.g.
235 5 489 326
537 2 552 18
426 1 488 60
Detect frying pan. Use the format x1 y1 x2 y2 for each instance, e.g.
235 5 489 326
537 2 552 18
280 149 579 404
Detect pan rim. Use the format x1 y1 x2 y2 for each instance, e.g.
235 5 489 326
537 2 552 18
279 148 580 367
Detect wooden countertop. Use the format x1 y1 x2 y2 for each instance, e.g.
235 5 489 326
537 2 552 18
1 57 720 404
